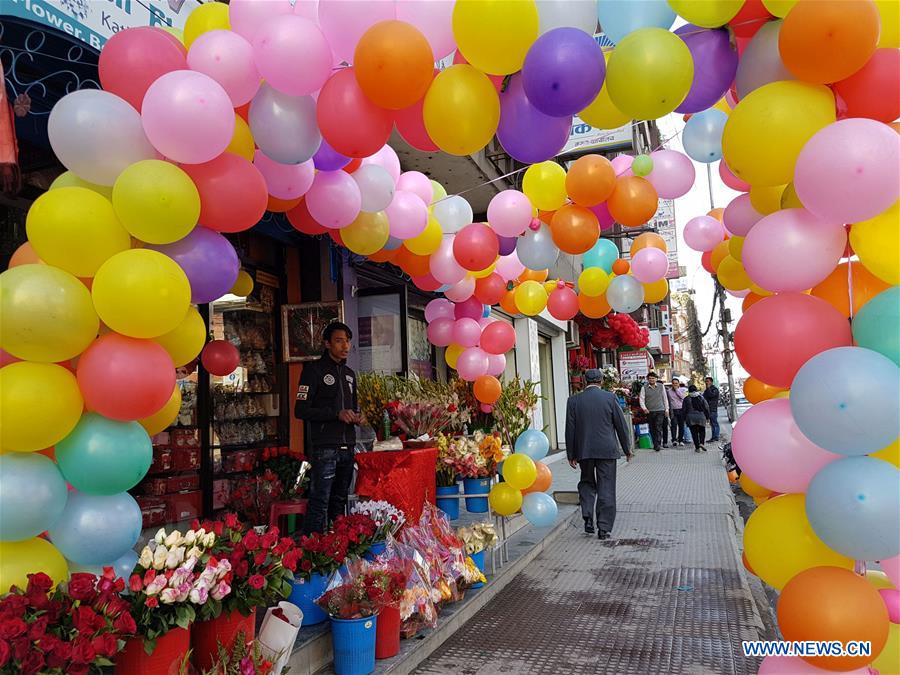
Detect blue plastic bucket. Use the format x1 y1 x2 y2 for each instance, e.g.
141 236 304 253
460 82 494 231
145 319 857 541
471 550 485 589
436 484 460 520
331 614 377 675
363 540 386 561
463 477 490 513
288 572 328 626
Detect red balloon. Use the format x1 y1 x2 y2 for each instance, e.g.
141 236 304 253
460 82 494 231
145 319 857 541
480 321 515 355
733 293 853 388
547 285 578 321
317 68 393 158
832 49 900 124
729 0 773 39
286 199 328 235
201 340 240 376
77 333 175 421
701 250 715 274
394 70 440 152
342 158 363 174
412 273 442 291
453 223 499 272
474 273 507 306
99 27 186 110
182 153 268 233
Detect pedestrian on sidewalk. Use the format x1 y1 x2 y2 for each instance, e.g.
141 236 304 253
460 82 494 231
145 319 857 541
639 372 669 452
666 378 688 447
565 369 634 540
684 385 710 452
703 377 721 441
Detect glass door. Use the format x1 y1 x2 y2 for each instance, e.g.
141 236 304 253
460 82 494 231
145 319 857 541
356 285 408 375
538 336 558 450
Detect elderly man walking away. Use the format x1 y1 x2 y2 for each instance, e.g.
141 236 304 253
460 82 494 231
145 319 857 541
639 372 669 452
566 369 634 540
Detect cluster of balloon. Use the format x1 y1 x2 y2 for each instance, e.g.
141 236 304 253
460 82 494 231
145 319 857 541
488 430 557 527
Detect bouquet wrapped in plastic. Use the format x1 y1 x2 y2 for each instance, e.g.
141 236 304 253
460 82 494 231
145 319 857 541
399 504 470 604
421 504 471 592
315 557 404 620
377 536 439 639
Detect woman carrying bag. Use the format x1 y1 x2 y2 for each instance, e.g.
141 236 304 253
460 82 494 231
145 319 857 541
684 385 711 453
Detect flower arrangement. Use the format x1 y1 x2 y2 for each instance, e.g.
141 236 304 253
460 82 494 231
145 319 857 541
203 631 275 675
388 400 453 441
491 377 539 448
331 513 379 558
434 433 458 488
259 446 308 498
227 469 284 526
0 570 136 675
441 431 506 479
350 501 405 542
315 569 406 620
293 531 349 581
456 522 498 555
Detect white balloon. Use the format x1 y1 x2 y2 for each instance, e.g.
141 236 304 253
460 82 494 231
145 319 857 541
536 0 598 34
360 145 401 184
248 83 321 164
606 275 645 313
516 224 559 270
352 164 395 213
432 195 474 234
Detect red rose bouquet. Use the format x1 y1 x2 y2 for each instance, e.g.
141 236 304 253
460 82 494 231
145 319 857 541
227 469 284 526
0 569 136 675
331 513 378 557
315 567 406 620
293 530 349 582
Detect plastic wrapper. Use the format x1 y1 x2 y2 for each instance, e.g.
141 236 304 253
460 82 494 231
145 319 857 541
400 505 468 603
378 536 438 638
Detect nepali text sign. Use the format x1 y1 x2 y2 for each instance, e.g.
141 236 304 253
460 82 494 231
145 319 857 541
618 350 653 381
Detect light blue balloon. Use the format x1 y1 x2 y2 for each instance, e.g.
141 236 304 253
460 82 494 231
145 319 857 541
68 549 139 582
515 429 550 461
48 491 142 566
516 223 559 270
806 456 900 561
482 304 491 318
790 347 900 455
852 286 899 366
597 0 676 44
522 492 558 527
0 452 68 542
583 238 619 273
682 108 728 163
384 236 403 251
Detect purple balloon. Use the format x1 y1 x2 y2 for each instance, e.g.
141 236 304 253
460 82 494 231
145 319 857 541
496 74 571 164
149 226 239 304
674 25 738 114
313 137 350 171
522 27 605 117
497 235 517 256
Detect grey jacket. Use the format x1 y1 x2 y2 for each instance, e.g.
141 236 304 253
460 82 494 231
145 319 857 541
565 386 632 461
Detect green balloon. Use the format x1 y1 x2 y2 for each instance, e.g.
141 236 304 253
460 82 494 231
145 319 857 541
56 413 152 495
852 287 899 366
632 154 654 177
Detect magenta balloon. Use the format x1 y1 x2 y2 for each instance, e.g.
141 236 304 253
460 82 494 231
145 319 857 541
495 251 526 282
305 170 361 229
452 318 482 347
723 193 764 236
496 73 571 164
481 321 516 355
589 202 616 231
424 298 454 323
396 171 433 205
456 347 489 381
253 15 332 97
794 119 900 225
229 0 293 42
673 25 738 114
646 150 696 199
147 226 239 304
444 276 475 302
611 154 633 177
253 151 315 200
454 296 484 320
187 30 260 106
742 208 846 293
430 237 467 285
488 190 533 238
426 317 455 347
630 247 669 283
719 160 750 192
683 215 725 252
486 352 506 376
385 191 428 239
732 399 841 493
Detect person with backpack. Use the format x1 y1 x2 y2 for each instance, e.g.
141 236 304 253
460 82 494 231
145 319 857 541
684 384 711 453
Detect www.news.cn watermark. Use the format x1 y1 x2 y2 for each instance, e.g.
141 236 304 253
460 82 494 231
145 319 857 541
742 641 872 658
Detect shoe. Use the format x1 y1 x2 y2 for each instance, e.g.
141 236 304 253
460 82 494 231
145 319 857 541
584 518 595 535
701 446 708 452
654 447 661 452
694 448 701 453
598 531 610 540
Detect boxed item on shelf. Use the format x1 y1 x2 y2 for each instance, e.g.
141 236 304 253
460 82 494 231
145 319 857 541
212 479 231 510
136 496 167 529
142 478 169 497
171 428 200 449
222 449 258 474
167 474 200 493
172 446 201 471
165 491 202 523
150 447 173 473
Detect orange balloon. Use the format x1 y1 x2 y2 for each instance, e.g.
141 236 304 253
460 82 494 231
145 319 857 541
565 154 616 207
499 287 520 314
578 292 611 319
522 461 552 494
235 103 250 122
611 259 630 276
367 247 399 264
629 232 667 256
710 239 731 271
607 176 658 228
473 374 502 404
354 20 434 110
777 566 889 672
267 195 302 213
37 447 56 461
518 268 549 283
538 210 555 225
742 292 765 312
779 0 880 84
810 261 890 318
708 207 725 222
394 247 431 277
9 242 44 267
742 376 787 404
741 551 754 575
550 204 599 255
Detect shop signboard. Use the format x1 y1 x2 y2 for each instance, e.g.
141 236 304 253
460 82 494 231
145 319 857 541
618 350 653 381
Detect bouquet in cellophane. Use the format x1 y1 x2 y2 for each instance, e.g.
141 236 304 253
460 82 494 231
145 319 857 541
376 536 439 639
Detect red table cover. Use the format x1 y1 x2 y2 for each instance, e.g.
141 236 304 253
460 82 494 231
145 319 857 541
355 448 437 524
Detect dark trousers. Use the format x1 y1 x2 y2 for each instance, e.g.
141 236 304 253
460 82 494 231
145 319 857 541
648 411 667 450
669 408 687 444
709 407 721 440
578 459 617 533
689 424 706 450
302 446 354 535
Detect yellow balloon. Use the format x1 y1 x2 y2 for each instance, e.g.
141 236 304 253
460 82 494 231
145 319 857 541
452 0 539 75
866 570 896 591
404 214 442 256
342 211 390 256
875 0 900 48
712 97 732 114
0 362 83 452
153 306 207 367
739 472 772 498
514 280 548 316
749 282 774 297
606 28 694 120
230 270 254 297
163 26 185 44
710 239 731 271
761 0 796 17
423 65 500 156
749 184 786 215
780 182 804 209
717 255 751 291
112 160 200 245
772 390 790 399
871 439 900 468
227 115 255 162
728 235 745 262
140 384 182 436
642 278 669 304
502 453 537 490
430 180 448 204
743 494 853 590
722 81 836 187
488 482 523 516
445 343 464 369
26 187 130 278
49 171 113 199
578 267 610 297
0 265 98 363
183 1 230 49
471 261 497 279
849 201 899 285
522 161 567 211
667 0 743 28
0 538 68 591
873 623 900 675
92 249 191 339
578 52 630 130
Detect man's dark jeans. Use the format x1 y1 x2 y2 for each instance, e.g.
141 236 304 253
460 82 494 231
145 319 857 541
648 411 667 450
302 446 354 535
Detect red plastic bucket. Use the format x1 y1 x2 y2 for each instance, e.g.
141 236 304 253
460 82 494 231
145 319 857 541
191 608 257 671
375 605 401 659
115 626 190 675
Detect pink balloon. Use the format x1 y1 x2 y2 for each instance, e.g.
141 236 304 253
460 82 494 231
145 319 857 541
726 288 750 298
486 353 507 376
630 247 669 283
385 191 428 239
395 0 456 60
0 349 21 368
481 321 516 355
646 149 695 199
424 298 454 323
396 171 434 205
611 154 633 177
229 0 294 42
316 0 396 63
488 190 532 237
452 318 482 347
444 276 475 302
141 70 234 164
882 554 900 588
293 0 319 21
187 30 260 106
454 296 484 320
718 160 750 192
361 145 401 184
758 656 869 675
305 170 361 229
430 236 467 285
478 316 495 329
794 118 900 225
732 399 841 493
253 151 315 199
879 589 900 623
495 252 526 282
426 317 454 347
742 208 846 293
253 15 332 96
589 202 615 231
723 193 764 236
683 215 725 252
480 403 494 413
456 347 489 381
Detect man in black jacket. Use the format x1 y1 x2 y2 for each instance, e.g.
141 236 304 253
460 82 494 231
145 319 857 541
295 322 360 535
565 369 633 540
703 377 721 441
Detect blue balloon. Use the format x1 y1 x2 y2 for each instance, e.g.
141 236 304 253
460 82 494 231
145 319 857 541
482 304 491 318
69 549 139 582
515 429 550 461
597 0 676 44
791 347 900 455
516 223 559 270
522 492 558 527
48 491 142 566
852 286 899 366
806 456 900 561
0 452 68 542
383 236 403 251
682 108 728 163
583 238 619 273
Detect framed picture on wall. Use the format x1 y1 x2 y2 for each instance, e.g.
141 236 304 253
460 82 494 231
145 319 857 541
281 301 344 363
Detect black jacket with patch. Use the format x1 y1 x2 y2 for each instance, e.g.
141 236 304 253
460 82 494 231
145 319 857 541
294 352 358 447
